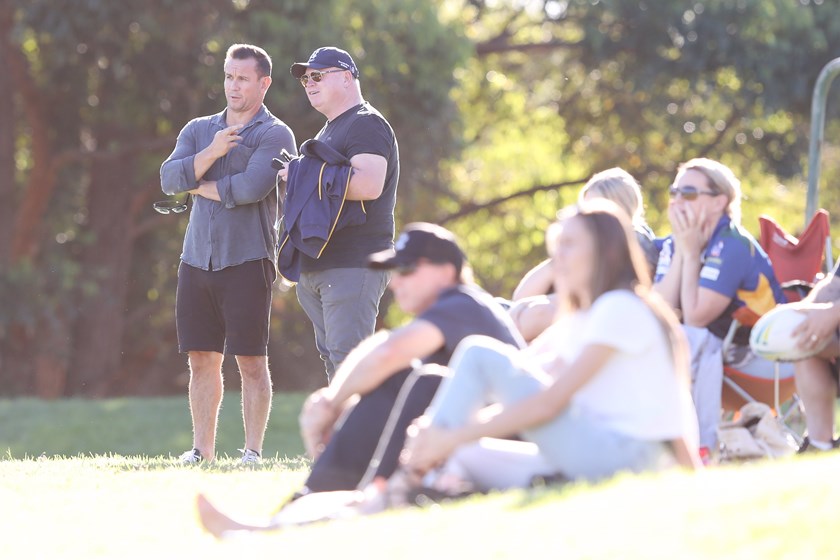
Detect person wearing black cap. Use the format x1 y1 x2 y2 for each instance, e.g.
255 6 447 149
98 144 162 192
195 223 522 535
293 222 525 495
281 46 400 381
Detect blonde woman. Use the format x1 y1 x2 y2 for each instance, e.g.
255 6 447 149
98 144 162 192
510 168 658 341
653 158 789 454
579 167 659 274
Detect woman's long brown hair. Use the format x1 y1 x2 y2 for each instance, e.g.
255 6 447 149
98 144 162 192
555 200 691 388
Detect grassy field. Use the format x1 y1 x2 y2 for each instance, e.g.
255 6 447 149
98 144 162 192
0 393 307 458
1 393 838 559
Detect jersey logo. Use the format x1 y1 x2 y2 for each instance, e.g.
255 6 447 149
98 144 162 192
700 265 720 281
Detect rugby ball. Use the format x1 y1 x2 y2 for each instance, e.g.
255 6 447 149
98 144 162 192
749 305 827 362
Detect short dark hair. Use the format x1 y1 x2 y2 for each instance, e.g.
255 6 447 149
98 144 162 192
226 44 272 77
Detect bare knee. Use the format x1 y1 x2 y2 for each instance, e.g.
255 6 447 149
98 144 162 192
236 355 269 382
189 351 223 375
795 358 837 396
807 276 840 304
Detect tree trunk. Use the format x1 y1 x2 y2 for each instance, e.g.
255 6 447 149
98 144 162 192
0 4 58 263
32 317 71 399
67 152 136 395
0 22 14 264
0 3 70 398
0 326 34 396
0 9 16 389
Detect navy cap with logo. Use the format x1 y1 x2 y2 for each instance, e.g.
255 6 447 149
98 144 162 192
368 223 465 273
290 46 360 79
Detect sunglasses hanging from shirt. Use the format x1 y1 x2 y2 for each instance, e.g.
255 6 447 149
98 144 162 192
152 198 189 215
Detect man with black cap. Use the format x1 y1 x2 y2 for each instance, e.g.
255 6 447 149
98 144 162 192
295 222 525 494
281 46 400 381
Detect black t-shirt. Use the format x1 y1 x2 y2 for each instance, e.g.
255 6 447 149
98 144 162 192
301 102 399 271
418 284 526 365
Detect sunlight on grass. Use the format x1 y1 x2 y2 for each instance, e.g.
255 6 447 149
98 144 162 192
1 454 838 559
1 394 839 558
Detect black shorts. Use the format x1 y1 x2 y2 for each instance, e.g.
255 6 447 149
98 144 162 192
176 259 275 356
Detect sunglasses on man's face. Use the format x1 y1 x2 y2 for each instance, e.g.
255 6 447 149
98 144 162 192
393 264 418 277
668 185 719 201
298 69 345 87
153 200 188 215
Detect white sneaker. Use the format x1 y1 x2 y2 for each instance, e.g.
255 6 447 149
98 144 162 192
179 448 203 464
240 448 261 465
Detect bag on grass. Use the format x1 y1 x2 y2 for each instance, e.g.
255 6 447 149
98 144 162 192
717 402 798 462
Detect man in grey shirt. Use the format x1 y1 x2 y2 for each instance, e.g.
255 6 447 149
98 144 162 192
160 44 296 464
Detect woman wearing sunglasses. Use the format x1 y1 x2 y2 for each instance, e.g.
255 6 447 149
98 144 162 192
653 158 789 458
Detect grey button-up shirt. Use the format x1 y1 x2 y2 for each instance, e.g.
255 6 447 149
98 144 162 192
160 105 296 271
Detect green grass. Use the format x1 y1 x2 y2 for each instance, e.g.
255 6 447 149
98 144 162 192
1 394 838 559
0 392 306 458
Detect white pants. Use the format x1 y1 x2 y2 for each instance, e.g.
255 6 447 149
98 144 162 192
682 325 723 449
426 336 675 490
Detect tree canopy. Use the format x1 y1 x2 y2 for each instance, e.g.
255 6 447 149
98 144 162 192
2 0 839 397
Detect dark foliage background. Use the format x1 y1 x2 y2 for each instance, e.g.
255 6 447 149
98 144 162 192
1 0 839 397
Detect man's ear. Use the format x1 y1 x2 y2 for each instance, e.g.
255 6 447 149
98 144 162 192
261 76 272 92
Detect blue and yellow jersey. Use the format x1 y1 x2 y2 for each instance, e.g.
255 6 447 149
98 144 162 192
655 216 785 342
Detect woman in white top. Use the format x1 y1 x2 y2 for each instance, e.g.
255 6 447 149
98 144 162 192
404 200 701 491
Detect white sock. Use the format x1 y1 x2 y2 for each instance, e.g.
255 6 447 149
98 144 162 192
809 438 833 451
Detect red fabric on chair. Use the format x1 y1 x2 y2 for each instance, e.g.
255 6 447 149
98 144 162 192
758 209 831 303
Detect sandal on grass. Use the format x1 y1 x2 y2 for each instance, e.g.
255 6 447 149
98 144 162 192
385 463 485 507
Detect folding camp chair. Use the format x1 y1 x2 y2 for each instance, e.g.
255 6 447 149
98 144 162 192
720 210 833 436
759 209 833 302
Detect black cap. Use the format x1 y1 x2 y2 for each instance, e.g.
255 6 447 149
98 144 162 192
368 223 465 273
290 46 359 79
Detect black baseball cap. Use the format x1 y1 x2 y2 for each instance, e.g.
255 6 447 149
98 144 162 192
368 223 465 273
290 46 359 79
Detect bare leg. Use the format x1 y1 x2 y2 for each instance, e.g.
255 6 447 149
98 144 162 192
237 354 272 454
794 275 840 445
188 351 224 460
197 490 377 538
196 494 278 539
795 357 837 443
